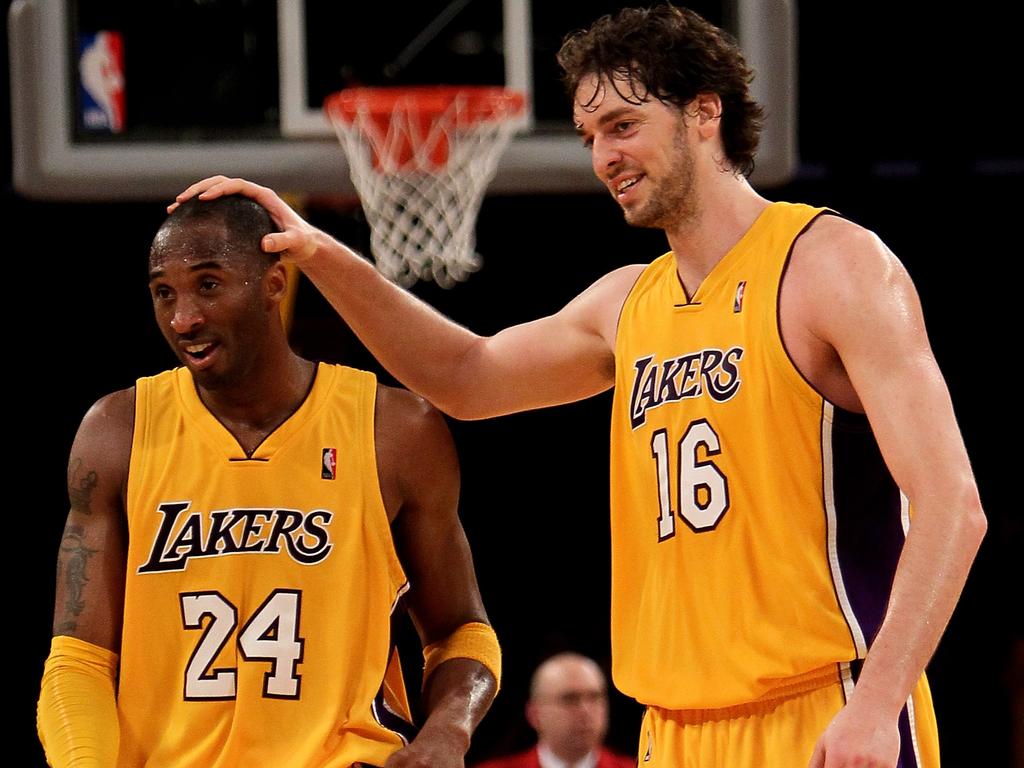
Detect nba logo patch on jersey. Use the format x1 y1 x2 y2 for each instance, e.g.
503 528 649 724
733 280 747 313
322 448 337 480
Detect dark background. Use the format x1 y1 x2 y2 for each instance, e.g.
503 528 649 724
8 2 1021 766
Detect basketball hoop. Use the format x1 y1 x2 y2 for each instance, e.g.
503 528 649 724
325 86 526 288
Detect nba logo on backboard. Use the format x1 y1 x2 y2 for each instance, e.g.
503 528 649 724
322 448 337 480
78 31 125 133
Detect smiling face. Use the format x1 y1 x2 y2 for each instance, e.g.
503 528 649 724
574 72 698 231
148 219 279 392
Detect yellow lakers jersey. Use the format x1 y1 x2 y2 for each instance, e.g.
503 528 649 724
119 363 413 767
610 203 910 709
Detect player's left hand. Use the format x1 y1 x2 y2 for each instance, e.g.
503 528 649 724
808 699 901 768
383 730 466 768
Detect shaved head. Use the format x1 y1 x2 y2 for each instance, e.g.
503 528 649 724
527 653 610 762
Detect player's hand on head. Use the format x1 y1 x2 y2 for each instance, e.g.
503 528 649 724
169 175 282 213
167 176 321 266
167 174 235 212
808 700 900 768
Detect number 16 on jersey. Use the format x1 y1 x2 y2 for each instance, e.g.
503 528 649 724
651 419 730 539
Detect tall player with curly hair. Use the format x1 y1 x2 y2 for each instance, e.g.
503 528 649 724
176 7 985 766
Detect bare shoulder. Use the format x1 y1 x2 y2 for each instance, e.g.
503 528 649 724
787 215 921 335
65 391 136 524
80 387 136 433
590 263 649 292
793 215 911 295
374 383 451 448
563 263 648 343
373 383 458 522
71 387 136 482
574 263 647 307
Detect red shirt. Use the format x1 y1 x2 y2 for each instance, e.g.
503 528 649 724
474 746 635 768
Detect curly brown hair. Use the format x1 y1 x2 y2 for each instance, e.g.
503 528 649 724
557 5 764 177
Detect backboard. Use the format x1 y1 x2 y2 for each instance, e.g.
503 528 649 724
9 0 797 200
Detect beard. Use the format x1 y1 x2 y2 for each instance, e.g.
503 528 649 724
621 120 698 230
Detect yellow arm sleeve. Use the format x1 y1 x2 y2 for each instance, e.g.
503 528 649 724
37 635 119 768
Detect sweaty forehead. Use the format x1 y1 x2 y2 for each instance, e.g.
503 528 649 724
149 221 258 274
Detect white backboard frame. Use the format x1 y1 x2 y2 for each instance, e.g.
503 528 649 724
279 0 534 138
9 0 797 200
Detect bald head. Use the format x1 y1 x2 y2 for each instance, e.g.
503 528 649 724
527 653 609 762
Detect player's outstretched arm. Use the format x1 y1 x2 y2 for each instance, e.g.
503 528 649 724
375 385 497 768
173 176 637 419
38 389 133 767
793 219 987 768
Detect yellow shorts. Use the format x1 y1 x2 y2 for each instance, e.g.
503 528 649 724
636 670 939 768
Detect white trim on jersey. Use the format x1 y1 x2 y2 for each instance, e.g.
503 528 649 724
370 699 411 746
822 403 869 658
900 491 923 766
905 689 923 767
390 581 411 614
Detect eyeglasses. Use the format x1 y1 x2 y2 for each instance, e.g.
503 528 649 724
541 690 607 707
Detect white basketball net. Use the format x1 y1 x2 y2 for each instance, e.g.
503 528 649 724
329 91 523 288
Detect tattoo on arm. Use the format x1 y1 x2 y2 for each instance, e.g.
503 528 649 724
68 457 99 515
55 524 98 634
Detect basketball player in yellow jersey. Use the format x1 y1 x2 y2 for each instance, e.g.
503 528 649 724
174 7 986 767
38 195 501 768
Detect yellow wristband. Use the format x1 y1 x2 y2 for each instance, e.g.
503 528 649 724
422 621 501 691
